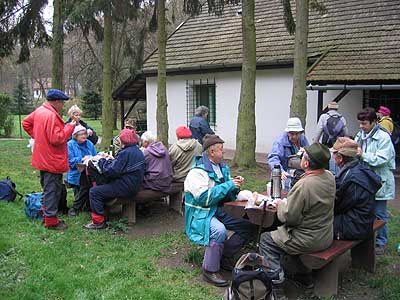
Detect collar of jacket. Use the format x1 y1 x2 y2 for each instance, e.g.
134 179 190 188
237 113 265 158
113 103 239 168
336 159 358 178
194 152 227 182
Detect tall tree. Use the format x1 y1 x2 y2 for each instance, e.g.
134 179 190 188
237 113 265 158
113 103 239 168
52 0 64 89
282 0 326 127
12 76 31 137
101 2 113 148
232 0 256 167
0 0 50 63
156 0 169 146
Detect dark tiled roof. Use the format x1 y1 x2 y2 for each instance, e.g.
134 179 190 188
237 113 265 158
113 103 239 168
142 0 400 83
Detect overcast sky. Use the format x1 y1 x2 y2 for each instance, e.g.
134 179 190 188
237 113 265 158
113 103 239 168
43 0 53 30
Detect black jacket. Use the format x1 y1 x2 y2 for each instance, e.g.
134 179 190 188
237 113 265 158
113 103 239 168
334 160 382 240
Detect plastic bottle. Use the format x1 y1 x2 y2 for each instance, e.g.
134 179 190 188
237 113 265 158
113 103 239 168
271 164 282 199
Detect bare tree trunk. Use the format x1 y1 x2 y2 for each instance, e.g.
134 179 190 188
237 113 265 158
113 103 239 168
100 4 113 149
232 0 256 168
290 0 309 127
52 0 64 90
156 0 169 146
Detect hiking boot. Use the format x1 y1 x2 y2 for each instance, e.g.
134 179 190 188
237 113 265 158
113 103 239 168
47 220 68 231
376 245 386 256
202 270 229 287
286 272 314 289
83 222 106 230
271 283 287 300
68 207 78 217
220 256 235 272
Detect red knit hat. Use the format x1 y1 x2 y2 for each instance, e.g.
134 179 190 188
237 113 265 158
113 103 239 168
176 126 192 139
119 128 138 145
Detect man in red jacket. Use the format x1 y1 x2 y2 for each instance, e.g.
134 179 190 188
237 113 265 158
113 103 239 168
22 89 77 230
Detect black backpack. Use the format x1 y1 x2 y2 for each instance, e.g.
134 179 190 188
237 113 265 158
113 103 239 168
322 113 345 147
0 177 23 202
391 122 400 146
224 253 273 300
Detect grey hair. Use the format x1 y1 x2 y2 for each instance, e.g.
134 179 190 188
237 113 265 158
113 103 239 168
206 143 221 155
195 106 209 117
68 105 82 117
141 131 156 143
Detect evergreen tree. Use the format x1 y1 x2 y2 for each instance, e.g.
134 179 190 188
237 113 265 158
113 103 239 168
12 76 31 115
0 93 14 137
81 91 102 120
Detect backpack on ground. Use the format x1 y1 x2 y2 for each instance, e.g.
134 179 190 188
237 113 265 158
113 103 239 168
24 192 43 219
224 253 273 300
322 113 345 147
0 177 23 202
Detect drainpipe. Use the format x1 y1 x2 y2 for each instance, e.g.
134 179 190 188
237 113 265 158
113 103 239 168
307 84 400 91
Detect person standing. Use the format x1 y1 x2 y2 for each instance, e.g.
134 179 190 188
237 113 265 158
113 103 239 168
314 101 348 147
355 107 396 255
22 89 77 230
377 105 394 134
65 105 98 145
189 106 214 144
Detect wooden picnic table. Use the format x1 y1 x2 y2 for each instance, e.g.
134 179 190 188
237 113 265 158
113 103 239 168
224 200 277 228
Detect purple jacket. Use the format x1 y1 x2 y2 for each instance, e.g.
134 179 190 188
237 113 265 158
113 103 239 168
142 141 173 192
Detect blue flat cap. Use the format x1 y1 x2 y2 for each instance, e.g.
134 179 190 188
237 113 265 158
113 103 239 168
46 89 69 101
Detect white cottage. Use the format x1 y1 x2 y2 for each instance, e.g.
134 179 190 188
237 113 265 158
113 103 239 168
113 0 400 157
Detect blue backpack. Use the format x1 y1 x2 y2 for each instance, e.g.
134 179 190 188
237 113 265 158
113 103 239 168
0 177 23 202
24 192 43 219
322 113 345 147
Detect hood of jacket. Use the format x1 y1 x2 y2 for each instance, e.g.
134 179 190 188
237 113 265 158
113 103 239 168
337 160 382 194
146 141 167 157
176 138 199 152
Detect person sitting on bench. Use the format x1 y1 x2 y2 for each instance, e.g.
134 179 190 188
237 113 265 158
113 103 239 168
260 143 335 300
141 131 173 193
169 126 202 182
184 134 256 287
84 129 145 230
332 137 381 240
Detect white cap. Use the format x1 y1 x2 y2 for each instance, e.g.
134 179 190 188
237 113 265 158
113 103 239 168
72 125 87 137
284 117 304 132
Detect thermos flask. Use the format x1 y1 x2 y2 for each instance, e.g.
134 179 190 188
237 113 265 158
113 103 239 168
271 164 282 199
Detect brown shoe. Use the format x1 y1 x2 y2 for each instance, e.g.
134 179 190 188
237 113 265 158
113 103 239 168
47 220 68 231
202 270 229 287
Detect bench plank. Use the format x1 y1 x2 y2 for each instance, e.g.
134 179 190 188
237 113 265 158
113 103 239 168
299 219 385 298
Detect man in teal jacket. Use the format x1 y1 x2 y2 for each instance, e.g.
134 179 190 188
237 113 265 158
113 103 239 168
355 107 396 255
184 134 255 287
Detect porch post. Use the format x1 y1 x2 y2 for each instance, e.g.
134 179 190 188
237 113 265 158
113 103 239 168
120 100 125 129
317 90 324 121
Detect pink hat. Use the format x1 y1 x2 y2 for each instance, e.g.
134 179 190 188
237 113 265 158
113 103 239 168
378 106 391 116
119 128 138 145
176 126 192 139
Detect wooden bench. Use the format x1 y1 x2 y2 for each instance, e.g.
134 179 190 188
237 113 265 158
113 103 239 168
299 219 385 298
105 182 184 225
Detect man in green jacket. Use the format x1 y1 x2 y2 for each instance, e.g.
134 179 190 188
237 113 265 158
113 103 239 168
260 143 335 300
184 134 255 287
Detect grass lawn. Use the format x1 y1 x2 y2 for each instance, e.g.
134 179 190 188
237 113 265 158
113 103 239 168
1 139 400 300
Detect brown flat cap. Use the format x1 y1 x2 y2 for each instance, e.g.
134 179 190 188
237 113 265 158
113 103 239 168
332 137 358 158
203 134 224 151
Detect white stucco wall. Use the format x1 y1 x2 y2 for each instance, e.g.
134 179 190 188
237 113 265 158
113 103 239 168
145 70 363 155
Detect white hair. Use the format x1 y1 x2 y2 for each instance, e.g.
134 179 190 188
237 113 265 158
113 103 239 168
141 131 156 143
195 106 209 117
68 105 82 117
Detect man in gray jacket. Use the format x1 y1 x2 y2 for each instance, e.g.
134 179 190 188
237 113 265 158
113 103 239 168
169 126 202 182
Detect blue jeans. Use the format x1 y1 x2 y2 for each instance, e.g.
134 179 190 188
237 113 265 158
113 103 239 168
374 200 388 246
209 206 256 244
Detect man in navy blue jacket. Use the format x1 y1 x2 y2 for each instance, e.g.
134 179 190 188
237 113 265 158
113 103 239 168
189 106 214 144
84 129 145 229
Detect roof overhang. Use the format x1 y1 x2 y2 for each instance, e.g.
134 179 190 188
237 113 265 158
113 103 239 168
112 73 146 101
